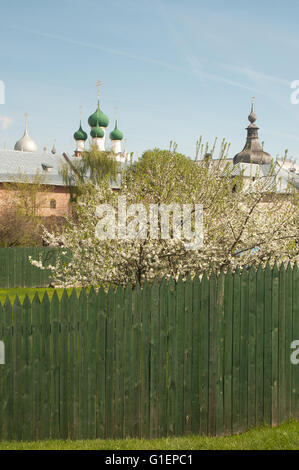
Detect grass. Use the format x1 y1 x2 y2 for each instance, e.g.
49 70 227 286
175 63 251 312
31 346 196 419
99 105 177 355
0 287 85 304
1 421 299 450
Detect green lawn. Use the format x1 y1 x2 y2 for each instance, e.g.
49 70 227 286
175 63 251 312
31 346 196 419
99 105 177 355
1 421 299 450
0 287 85 304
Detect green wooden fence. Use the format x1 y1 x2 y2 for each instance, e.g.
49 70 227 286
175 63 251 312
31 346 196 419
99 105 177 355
0 263 299 441
0 247 58 288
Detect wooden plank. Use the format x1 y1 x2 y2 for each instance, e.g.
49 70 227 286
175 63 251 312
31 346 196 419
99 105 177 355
256 265 264 427
141 281 151 438
292 264 299 418
285 263 293 421
69 289 79 440
3 297 13 440
115 285 124 438
87 287 97 439
60 289 69 439
97 287 107 439
13 296 23 440
248 267 256 429
216 272 225 436
239 269 249 432
150 280 159 438
264 263 272 425
199 273 209 435
208 272 217 436
158 279 167 437
32 293 41 440
0 301 4 439
40 292 51 439
105 286 115 439
183 275 193 435
232 269 241 434
166 277 176 436
278 265 286 424
191 275 200 435
223 271 233 435
175 277 184 436
271 264 279 426
50 290 60 439
78 289 88 439
123 284 133 438
22 295 32 441
132 283 142 438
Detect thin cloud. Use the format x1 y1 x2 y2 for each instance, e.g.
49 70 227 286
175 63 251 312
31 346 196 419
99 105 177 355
9 25 185 74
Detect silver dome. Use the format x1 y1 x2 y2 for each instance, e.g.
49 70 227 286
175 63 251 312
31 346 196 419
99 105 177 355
14 113 38 152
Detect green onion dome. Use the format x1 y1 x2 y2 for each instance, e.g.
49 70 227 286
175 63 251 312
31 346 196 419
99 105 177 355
88 101 109 128
73 122 88 141
109 120 123 141
90 122 105 139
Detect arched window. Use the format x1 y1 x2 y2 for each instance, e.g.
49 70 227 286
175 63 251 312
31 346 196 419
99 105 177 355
50 199 56 209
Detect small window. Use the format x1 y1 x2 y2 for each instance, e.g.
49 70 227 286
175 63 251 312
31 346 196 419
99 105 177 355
50 199 56 209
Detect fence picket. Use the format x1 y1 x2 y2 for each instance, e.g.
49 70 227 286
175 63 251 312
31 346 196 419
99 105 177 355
0 265 298 442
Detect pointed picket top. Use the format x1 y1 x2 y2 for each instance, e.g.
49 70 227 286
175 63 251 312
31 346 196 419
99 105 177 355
70 288 78 302
273 262 279 276
115 284 124 297
4 295 12 310
168 276 175 293
125 283 133 296
51 289 60 310
98 285 106 298
278 262 285 273
23 293 31 311
61 288 69 303
41 290 50 307
32 291 41 307
234 266 241 276
87 286 97 313
160 277 167 291
13 294 22 310
286 261 293 274
249 264 257 280
202 271 209 284
176 274 184 287
264 261 272 275
79 286 87 303
257 263 263 275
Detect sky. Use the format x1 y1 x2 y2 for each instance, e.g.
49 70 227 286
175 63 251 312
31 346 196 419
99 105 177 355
0 0 299 161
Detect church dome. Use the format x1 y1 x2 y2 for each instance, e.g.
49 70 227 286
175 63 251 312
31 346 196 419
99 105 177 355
233 99 272 165
88 101 109 128
14 114 38 152
90 122 105 138
109 121 123 141
74 122 88 141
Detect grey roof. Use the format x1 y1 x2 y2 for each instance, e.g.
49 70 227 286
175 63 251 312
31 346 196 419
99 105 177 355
0 149 67 186
0 149 126 189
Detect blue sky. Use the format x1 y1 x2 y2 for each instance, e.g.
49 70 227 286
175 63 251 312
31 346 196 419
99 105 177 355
1 0 299 161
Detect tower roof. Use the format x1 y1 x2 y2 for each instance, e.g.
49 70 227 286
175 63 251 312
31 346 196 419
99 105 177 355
90 121 105 138
109 120 123 141
74 122 88 141
88 101 109 128
233 99 272 165
14 113 38 153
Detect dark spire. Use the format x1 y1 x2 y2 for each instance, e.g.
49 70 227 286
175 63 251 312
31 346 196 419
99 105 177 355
233 98 272 165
